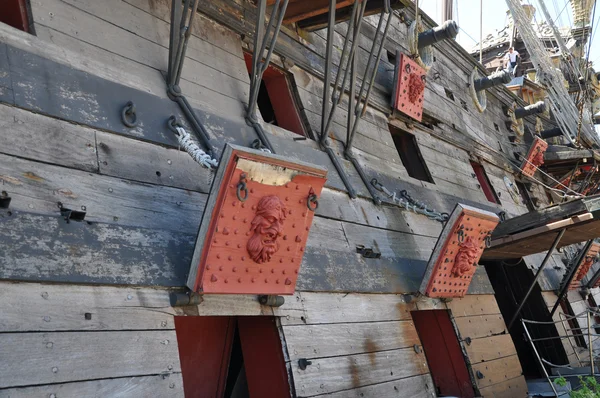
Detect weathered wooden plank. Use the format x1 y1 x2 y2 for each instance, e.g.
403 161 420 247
0 331 181 388
454 314 507 340
291 348 429 396
465 334 518 364
0 104 98 172
306 218 351 252
340 222 437 260
277 292 416 326
446 294 502 318
471 355 524 389
324 374 436 398
0 153 205 233
493 197 600 238
0 211 193 286
0 282 181 332
478 375 528 398
283 320 420 360
96 131 214 192
32 0 249 102
0 374 184 398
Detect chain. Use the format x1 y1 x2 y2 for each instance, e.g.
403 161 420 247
371 179 449 223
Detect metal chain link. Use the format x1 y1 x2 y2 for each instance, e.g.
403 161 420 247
371 179 449 223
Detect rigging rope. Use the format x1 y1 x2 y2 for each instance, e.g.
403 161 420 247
506 0 599 147
174 126 219 169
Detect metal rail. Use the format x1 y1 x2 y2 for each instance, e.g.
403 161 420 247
551 240 595 317
167 0 213 156
319 0 392 203
246 0 290 153
508 229 566 330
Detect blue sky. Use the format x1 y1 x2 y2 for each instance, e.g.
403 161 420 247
419 0 600 69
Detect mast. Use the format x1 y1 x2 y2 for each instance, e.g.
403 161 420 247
441 0 453 21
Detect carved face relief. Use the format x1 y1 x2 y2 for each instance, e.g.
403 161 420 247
247 195 287 264
408 73 425 104
452 236 480 277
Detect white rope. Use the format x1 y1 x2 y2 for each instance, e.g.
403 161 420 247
174 126 219 169
408 16 433 71
469 67 487 113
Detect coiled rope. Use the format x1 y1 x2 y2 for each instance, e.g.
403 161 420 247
408 17 433 71
371 179 449 223
469 67 487 113
174 126 219 169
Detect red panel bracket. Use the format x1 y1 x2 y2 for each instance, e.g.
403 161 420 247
420 204 500 298
187 144 327 295
570 242 600 290
392 53 426 121
521 137 548 178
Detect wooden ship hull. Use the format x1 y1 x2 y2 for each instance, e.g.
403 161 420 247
0 0 599 396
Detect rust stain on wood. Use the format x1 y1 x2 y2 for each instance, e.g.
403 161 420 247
363 338 379 366
23 171 44 182
0 175 22 185
349 357 361 389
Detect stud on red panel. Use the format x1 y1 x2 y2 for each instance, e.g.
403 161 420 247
569 243 600 290
187 144 327 295
419 204 499 298
521 137 548 178
393 53 426 122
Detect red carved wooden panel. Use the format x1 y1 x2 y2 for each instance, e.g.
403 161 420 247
521 137 548 177
419 204 500 298
569 242 600 290
187 144 327 295
393 53 426 121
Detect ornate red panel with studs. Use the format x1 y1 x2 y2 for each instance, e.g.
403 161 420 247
521 137 548 178
569 243 600 290
187 145 327 295
393 53 426 122
420 204 499 298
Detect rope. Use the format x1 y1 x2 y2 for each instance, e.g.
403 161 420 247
408 17 434 71
174 126 219 169
469 67 487 113
371 179 449 223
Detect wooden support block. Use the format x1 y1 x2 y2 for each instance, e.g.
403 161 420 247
187 144 327 295
521 137 548 177
419 204 500 298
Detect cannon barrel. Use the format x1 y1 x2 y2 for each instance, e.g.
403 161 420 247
474 70 512 92
514 101 546 119
418 20 459 49
540 127 562 139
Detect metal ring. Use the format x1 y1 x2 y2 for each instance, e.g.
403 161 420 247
121 101 138 128
485 234 492 248
405 63 411 74
236 182 248 202
457 227 465 243
307 194 319 211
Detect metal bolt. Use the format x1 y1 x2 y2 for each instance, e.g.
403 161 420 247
43 316 51 322
167 365 173 370
162 340 169 345
169 383 175 389
81 206 86 211
84 312 92 320
41 292 49 299
50 394 57 398
161 321 168 327
167 159 172 165
46 342 53 349
108 188 113 193
52 367 59 373
127 295 133 300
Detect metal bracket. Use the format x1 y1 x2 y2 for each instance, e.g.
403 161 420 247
170 291 203 306
0 191 11 209
298 358 312 370
259 295 285 307
57 202 86 223
356 245 381 259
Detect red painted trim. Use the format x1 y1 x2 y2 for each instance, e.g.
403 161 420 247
470 161 500 204
238 316 291 397
412 310 475 398
174 316 236 397
2 0 30 32
243 52 306 136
